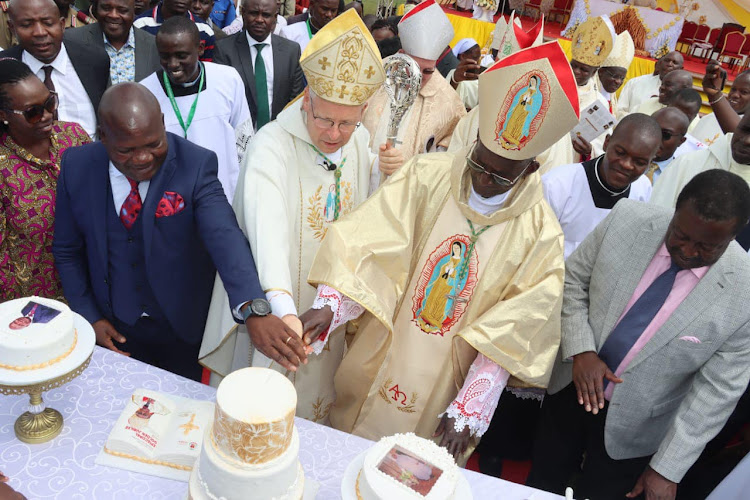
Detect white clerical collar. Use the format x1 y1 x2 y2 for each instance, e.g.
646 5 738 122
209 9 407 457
468 187 510 216
22 43 69 76
599 88 611 101
246 31 273 48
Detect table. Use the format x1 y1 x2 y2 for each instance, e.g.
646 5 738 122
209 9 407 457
562 0 684 58
1 347 562 499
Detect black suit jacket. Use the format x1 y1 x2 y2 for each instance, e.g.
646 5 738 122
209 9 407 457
213 31 305 127
64 24 161 82
0 39 109 114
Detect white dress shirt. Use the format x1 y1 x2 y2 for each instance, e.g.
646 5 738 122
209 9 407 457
109 162 150 213
246 32 275 114
22 44 98 137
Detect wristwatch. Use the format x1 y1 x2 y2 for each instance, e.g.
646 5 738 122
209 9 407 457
241 299 272 320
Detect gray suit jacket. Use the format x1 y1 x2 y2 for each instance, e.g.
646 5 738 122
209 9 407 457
548 199 750 483
213 31 305 127
63 24 160 82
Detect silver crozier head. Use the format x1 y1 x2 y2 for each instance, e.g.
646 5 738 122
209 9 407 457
382 53 422 146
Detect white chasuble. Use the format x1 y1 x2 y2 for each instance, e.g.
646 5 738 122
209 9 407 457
350 197 507 440
199 98 375 423
691 112 726 147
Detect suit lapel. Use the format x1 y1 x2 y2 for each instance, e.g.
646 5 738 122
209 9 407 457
134 29 147 81
271 35 284 114
237 32 258 105
65 39 107 111
142 135 178 262
627 258 733 371
91 144 110 273
598 221 664 349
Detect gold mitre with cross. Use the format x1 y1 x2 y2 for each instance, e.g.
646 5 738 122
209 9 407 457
479 41 580 160
570 15 616 67
601 30 635 70
300 9 385 106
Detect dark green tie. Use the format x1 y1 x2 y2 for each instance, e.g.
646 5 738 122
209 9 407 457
254 43 270 129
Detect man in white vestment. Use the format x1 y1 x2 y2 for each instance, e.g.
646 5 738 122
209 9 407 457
645 107 704 184
596 31 634 118
636 70 699 132
199 10 395 423
543 113 661 259
567 16 614 163
651 112 750 207
362 0 465 186
693 70 750 146
141 16 251 203
617 51 684 116
298 41 580 460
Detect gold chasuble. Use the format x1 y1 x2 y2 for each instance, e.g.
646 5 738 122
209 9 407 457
308 152 565 440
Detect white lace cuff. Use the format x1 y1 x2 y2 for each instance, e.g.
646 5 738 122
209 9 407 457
309 284 364 354
441 354 509 437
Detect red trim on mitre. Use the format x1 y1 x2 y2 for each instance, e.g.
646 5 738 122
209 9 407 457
515 15 543 49
400 0 436 23
484 41 580 119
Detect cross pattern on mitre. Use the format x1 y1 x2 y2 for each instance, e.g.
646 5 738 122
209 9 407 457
478 41 580 160
300 10 384 106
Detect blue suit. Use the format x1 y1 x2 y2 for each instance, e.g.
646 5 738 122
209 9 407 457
53 133 263 353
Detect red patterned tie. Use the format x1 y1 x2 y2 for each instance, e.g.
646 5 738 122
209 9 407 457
120 178 142 230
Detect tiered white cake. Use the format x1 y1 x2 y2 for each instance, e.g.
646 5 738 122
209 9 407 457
356 433 461 500
0 296 76 371
188 368 304 500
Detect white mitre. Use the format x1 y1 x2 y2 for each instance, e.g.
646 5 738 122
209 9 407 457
398 0 454 61
601 30 635 70
492 12 545 58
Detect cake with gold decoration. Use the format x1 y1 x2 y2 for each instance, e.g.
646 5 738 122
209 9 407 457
188 368 304 500
0 296 76 371
355 433 463 500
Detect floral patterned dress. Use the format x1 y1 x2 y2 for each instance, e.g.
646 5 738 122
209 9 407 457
0 121 91 302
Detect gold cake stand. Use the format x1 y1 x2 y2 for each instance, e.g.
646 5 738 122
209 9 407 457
0 314 96 444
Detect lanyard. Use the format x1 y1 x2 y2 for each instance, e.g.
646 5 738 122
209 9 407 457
162 64 204 138
310 144 347 221
306 18 313 40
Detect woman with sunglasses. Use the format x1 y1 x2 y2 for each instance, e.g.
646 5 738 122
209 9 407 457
0 58 91 302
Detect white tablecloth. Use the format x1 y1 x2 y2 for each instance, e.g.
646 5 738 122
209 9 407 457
0 347 561 499
562 0 684 58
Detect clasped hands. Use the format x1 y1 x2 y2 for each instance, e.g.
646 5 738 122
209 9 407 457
245 306 336 372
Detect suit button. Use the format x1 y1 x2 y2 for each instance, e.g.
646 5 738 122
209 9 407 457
106 302 111 308
128 237 134 243
104 279 108 284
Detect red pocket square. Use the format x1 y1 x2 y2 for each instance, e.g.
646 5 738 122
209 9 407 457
155 192 185 218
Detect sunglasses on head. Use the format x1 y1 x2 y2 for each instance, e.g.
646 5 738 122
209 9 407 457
3 92 58 124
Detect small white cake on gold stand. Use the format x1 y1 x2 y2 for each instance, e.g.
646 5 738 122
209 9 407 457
0 297 96 443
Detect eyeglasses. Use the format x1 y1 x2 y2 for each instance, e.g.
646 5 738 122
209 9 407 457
600 68 626 82
3 92 58 124
661 129 684 141
309 97 360 133
465 145 531 187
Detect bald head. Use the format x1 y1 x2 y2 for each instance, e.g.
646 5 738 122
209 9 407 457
99 83 168 182
655 51 684 80
658 70 693 104
8 0 65 64
600 113 662 189
99 82 163 132
652 107 689 162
